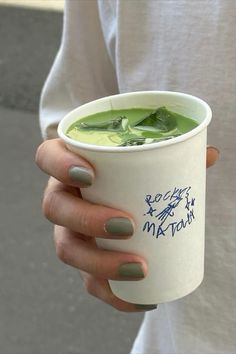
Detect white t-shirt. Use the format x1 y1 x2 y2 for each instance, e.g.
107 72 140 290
40 1 236 353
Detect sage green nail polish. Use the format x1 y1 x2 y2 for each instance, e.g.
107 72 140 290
118 263 144 279
105 217 134 236
69 166 93 187
135 304 158 311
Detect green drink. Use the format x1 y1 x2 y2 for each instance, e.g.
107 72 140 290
59 91 212 304
66 107 198 147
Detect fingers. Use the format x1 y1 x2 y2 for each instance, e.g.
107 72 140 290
43 178 135 239
55 225 155 312
39 140 219 242
81 273 138 312
80 271 157 312
54 225 147 281
207 146 220 168
35 138 94 188
55 226 156 312
36 139 219 189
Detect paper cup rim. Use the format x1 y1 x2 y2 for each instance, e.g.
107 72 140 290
57 91 212 153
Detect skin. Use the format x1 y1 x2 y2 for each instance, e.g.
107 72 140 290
35 138 219 312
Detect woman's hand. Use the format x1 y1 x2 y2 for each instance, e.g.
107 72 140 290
35 139 219 312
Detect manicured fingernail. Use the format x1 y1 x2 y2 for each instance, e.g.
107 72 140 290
69 166 93 187
118 263 144 279
104 217 134 236
135 304 158 311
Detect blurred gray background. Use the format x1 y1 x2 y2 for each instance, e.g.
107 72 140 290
0 2 143 353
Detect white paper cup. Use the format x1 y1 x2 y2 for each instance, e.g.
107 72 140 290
58 91 212 304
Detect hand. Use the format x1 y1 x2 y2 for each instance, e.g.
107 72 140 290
35 139 219 312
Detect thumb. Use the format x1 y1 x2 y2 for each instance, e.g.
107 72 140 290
207 146 220 168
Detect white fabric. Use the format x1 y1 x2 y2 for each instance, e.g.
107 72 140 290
40 1 236 353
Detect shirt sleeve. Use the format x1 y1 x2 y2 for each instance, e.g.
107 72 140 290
39 0 118 139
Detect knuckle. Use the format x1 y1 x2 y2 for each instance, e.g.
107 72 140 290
55 238 71 264
84 276 97 296
78 208 94 235
42 189 58 221
35 141 47 168
80 204 102 236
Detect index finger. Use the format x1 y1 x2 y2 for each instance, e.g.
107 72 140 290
35 138 95 188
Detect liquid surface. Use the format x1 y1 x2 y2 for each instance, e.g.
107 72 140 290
66 107 198 147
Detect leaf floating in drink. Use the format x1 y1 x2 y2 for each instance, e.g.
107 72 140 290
66 107 198 147
119 137 152 146
119 135 181 146
79 116 129 132
134 107 177 132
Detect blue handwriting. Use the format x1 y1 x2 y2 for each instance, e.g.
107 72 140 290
143 186 196 238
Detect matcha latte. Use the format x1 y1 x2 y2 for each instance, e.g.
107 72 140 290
66 107 198 147
58 91 212 304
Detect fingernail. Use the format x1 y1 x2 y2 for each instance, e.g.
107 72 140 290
118 263 144 279
69 166 93 187
104 217 134 236
207 146 220 155
135 304 158 311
